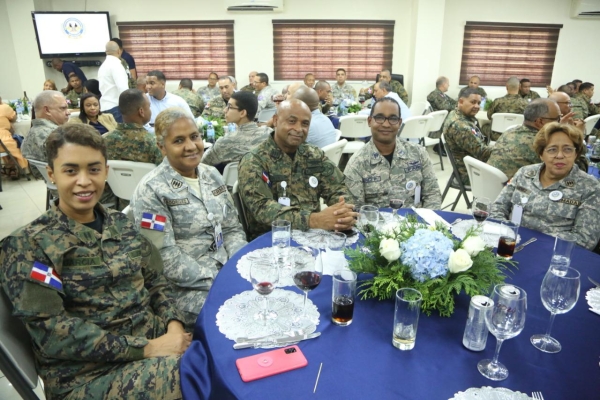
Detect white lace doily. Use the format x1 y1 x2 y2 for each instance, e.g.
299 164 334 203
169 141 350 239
291 228 359 248
450 387 531 400
216 289 320 347
237 247 316 287
451 220 521 248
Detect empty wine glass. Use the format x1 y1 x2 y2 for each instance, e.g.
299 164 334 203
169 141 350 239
389 199 404 220
250 261 279 324
478 284 527 381
472 197 491 228
292 246 322 321
531 267 580 353
359 205 379 234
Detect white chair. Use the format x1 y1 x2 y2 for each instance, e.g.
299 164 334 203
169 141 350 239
490 113 524 134
322 139 348 167
222 162 239 187
425 110 449 170
121 205 134 221
584 114 600 136
257 107 277 123
338 115 371 155
106 160 155 203
334 129 342 142
463 156 508 201
409 101 432 116
0 290 40 400
232 181 249 235
398 115 433 141
26 159 58 210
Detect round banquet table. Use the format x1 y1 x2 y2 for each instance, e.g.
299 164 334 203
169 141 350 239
180 210 600 400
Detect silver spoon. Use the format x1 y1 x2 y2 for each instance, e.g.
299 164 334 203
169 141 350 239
588 276 600 288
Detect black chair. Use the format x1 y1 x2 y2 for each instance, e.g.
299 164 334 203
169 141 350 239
440 134 472 211
375 73 404 86
0 138 31 191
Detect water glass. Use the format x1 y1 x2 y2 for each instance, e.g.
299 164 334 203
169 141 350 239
332 270 357 326
496 221 519 260
359 205 379 234
549 237 576 275
272 220 291 274
392 288 422 350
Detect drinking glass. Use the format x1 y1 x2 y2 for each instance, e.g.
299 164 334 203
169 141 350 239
549 237 576 275
496 221 519 260
531 267 580 353
250 261 280 323
358 95 366 107
272 220 291 277
389 199 404 220
292 246 322 321
472 197 491 227
392 288 422 350
359 205 379 234
332 270 357 326
478 284 527 381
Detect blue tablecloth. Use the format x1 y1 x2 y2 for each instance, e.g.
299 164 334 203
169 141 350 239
589 164 599 179
181 210 600 399
328 115 340 129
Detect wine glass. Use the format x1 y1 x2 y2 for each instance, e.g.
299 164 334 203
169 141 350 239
478 284 527 381
292 246 322 321
359 205 379 234
389 199 404 220
472 197 491 228
250 261 279 324
358 95 366 108
530 267 580 353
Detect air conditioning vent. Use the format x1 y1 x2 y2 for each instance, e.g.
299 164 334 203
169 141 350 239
226 0 283 12
571 0 600 18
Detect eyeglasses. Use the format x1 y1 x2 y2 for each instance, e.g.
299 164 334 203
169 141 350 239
273 99 283 103
226 104 239 110
540 116 561 122
544 146 576 156
372 114 401 125
556 101 572 106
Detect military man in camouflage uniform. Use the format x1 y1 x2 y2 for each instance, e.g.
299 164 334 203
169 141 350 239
131 108 247 326
458 75 488 99
238 99 357 240
361 69 409 104
426 76 457 143
197 72 221 102
65 74 84 109
572 82 598 120
202 76 235 119
253 72 279 116
345 98 441 209
315 80 333 115
519 78 541 101
240 71 257 93
484 77 529 140
22 91 70 180
443 88 491 185
332 68 357 104
1 125 188 400
202 91 270 168
172 78 205 118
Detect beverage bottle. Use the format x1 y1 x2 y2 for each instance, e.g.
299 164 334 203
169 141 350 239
338 101 346 117
207 122 215 144
480 97 487 110
228 123 237 134
23 91 29 114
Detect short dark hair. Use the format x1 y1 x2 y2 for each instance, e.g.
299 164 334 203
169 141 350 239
557 84 572 94
110 38 123 49
79 93 102 123
256 73 269 85
179 78 193 89
459 88 480 99
83 79 101 97
209 72 219 79
579 82 594 92
520 78 531 84
336 68 346 75
46 124 106 169
314 80 330 91
369 97 401 118
147 70 166 82
231 91 259 120
119 89 146 116
572 79 582 85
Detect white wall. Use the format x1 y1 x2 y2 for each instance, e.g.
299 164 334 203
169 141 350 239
0 0 22 100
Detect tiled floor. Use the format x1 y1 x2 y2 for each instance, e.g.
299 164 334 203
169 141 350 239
0 146 471 398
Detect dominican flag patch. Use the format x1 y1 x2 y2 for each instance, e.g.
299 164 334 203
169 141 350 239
141 212 167 231
262 171 272 187
30 261 63 291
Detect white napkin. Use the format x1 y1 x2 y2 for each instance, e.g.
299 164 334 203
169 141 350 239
319 249 349 276
483 224 508 236
411 207 451 228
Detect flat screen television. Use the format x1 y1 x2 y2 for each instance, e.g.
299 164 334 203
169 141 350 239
31 11 112 58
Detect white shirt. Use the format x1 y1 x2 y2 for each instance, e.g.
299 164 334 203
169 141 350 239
98 55 129 111
146 92 194 133
359 92 412 120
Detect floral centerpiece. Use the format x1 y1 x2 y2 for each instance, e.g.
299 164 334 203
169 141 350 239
346 101 363 114
196 115 225 141
346 215 515 317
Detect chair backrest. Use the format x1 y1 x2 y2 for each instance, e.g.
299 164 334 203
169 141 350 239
441 134 467 186
584 114 600 136
338 115 371 139
398 115 433 140
106 160 155 201
257 107 277 123
0 290 39 399
409 101 430 116
334 129 342 142
490 113 525 133
232 181 249 234
322 139 348 166
426 110 449 132
222 162 239 187
121 205 134 221
26 159 56 190
463 155 508 201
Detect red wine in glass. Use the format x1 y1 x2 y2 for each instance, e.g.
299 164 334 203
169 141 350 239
293 271 321 291
255 282 274 295
390 199 404 219
473 210 489 223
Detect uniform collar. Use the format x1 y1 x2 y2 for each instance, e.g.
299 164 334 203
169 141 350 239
118 122 145 130
524 163 580 189
457 109 476 122
32 118 59 129
368 137 409 165
264 132 307 162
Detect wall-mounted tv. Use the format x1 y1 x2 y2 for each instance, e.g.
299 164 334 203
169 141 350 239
31 11 112 58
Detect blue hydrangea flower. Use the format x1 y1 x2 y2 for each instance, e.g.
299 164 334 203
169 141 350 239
400 229 454 282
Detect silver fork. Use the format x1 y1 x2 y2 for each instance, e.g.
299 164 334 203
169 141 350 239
235 328 304 343
532 392 544 400
589 276 600 288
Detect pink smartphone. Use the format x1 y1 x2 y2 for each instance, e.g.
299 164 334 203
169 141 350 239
235 345 308 382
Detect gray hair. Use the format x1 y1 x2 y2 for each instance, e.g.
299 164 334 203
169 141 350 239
154 107 196 145
523 99 550 122
34 90 64 112
436 76 448 88
506 76 520 90
228 76 237 85
378 80 392 93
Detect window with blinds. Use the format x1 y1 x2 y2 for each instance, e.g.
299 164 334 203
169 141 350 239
116 20 235 80
459 22 562 87
273 20 395 81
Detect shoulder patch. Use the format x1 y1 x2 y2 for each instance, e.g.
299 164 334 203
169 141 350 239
171 179 184 189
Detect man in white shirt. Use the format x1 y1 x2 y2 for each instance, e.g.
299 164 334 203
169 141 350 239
145 70 194 133
291 86 336 148
98 41 129 123
360 81 411 120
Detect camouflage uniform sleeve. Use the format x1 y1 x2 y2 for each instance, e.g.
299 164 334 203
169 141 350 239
343 152 366 207
558 182 600 249
363 84 374 100
238 153 313 231
449 120 492 161
486 99 497 120
0 235 149 363
418 146 442 209
426 91 439 110
200 139 223 166
396 82 408 104
317 152 351 207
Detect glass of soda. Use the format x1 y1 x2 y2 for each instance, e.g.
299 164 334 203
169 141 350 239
496 221 519 260
332 270 357 326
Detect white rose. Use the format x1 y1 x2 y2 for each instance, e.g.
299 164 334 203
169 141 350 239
380 222 399 236
379 238 401 262
448 249 473 273
462 236 486 257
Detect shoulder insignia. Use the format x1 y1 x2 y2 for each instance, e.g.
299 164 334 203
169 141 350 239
564 180 575 188
212 185 227 196
171 179 184 189
524 170 536 178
